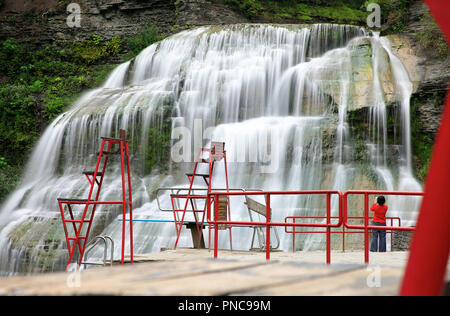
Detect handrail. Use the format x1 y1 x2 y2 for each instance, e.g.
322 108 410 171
156 187 263 212
285 215 402 252
343 190 424 264
152 188 424 265
82 235 114 269
207 190 343 264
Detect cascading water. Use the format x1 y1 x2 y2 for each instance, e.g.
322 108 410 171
0 24 422 276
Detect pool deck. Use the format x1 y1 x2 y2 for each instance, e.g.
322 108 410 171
0 248 448 296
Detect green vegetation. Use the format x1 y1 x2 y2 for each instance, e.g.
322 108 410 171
0 36 121 201
221 0 368 24
220 0 413 29
0 157 21 202
410 93 445 181
0 25 167 202
415 11 449 60
364 0 411 32
0 36 122 164
124 25 165 60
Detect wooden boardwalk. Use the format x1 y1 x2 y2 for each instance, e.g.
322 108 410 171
0 249 427 296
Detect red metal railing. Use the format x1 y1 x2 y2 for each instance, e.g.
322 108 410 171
343 190 424 264
285 216 401 252
207 190 343 264
206 190 424 265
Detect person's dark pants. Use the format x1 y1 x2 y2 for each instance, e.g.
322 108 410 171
370 221 386 252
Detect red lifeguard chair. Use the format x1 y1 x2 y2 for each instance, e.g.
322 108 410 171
170 141 232 250
57 129 133 271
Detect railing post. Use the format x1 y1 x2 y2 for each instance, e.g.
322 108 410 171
292 218 296 253
326 193 331 264
342 224 345 252
364 193 369 264
214 195 219 259
266 193 271 261
343 192 347 253
207 193 211 251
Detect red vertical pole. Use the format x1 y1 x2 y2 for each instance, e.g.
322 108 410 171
400 89 450 295
224 152 232 251
207 193 211 251
343 192 348 254
390 218 393 252
266 194 271 261
214 195 219 259
364 193 369 264
342 223 345 252
399 0 450 296
208 148 217 252
292 218 295 253
125 141 133 264
120 139 126 265
326 193 331 264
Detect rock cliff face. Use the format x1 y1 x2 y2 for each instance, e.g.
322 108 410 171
0 0 248 43
387 1 449 137
384 1 448 179
0 0 447 180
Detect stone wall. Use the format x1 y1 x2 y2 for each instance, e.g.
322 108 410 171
0 0 248 43
392 230 414 251
387 1 449 137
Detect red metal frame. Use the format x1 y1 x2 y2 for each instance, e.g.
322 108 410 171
343 190 423 264
58 130 133 271
207 190 343 264
206 190 426 266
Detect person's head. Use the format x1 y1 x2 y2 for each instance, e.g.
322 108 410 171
377 195 386 206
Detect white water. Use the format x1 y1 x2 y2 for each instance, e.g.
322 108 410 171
0 24 422 275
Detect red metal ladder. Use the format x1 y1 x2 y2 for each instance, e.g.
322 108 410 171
170 141 232 250
58 129 133 271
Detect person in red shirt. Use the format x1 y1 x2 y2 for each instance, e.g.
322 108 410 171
370 195 387 252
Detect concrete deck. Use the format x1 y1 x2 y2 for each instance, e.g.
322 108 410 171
0 249 447 295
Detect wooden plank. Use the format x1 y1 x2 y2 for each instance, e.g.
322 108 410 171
245 196 269 217
0 259 267 296
241 266 404 296
0 249 428 296
120 261 359 296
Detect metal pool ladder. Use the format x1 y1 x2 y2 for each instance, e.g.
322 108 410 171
81 235 114 269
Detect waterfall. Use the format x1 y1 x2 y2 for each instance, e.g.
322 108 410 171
0 24 422 276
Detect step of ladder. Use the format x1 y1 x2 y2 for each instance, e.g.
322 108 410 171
170 194 208 199
68 236 87 240
172 209 206 213
83 171 103 176
96 151 120 156
186 172 210 178
58 198 89 203
101 136 124 142
64 219 91 223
